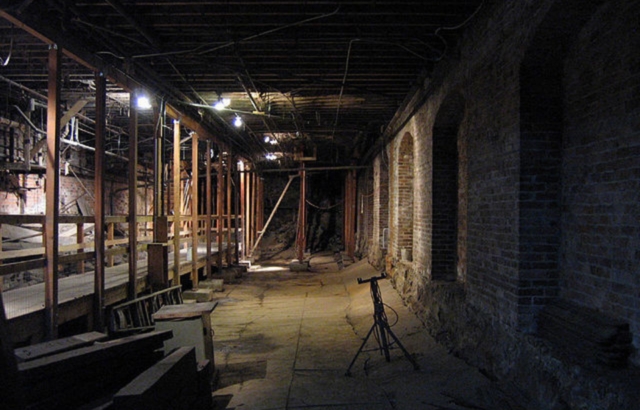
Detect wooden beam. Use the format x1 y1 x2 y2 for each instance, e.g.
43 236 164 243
94 74 106 330
206 140 212 277
153 105 164 242
234 159 240 264
239 161 246 260
128 92 138 300
297 163 307 262
226 152 232 265
45 44 61 340
216 149 223 270
76 223 85 275
173 120 181 286
191 133 199 287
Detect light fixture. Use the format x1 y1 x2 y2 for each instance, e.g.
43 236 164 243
265 154 277 160
136 95 152 109
264 136 271 143
234 115 243 128
214 97 231 111
269 138 278 145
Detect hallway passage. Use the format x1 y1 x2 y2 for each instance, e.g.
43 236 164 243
211 255 515 410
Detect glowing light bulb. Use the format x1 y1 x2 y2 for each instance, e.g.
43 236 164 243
234 116 243 127
136 96 152 109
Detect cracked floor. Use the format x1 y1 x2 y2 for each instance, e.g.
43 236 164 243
210 254 507 410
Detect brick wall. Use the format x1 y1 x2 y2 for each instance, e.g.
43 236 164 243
392 132 415 262
362 0 640 407
560 0 640 357
0 174 152 216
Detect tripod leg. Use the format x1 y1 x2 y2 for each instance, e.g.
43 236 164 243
385 324 420 370
377 317 391 362
345 322 377 376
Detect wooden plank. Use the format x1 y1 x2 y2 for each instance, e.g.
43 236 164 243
45 44 62 340
0 215 45 225
191 133 199 287
107 222 115 266
112 346 197 410
76 223 85 274
0 258 46 277
0 291 25 409
153 303 216 320
128 92 138 300
14 331 107 363
94 73 106 330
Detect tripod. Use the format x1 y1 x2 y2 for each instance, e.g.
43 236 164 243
345 273 419 376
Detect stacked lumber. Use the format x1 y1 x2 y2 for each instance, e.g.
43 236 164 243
18 330 172 410
111 347 212 410
538 299 632 368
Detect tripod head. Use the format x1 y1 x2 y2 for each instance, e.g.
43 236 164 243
357 272 387 284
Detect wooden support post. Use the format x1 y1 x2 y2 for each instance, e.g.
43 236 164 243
0 224 3 292
250 172 256 252
173 121 181 286
226 152 232 265
128 92 138 301
345 170 357 259
234 159 240 264
76 223 85 274
153 104 164 242
297 163 307 262
205 140 212 278
107 223 114 267
94 72 106 330
191 133 199 287
239 161 246 260
216 148 223 270
45 44 61 340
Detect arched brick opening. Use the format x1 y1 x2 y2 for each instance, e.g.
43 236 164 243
432 92 464 281
395 132 414 261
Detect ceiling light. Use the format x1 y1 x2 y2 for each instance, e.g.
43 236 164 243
136 95 152 109
234 115 243 128
269 139 278 145
213 101 225 110
265 154 277 160
264 136 271 143
222 98 231 107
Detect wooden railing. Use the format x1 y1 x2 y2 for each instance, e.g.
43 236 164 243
0 213 242 280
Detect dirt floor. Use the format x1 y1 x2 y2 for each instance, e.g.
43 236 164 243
211 253 525 410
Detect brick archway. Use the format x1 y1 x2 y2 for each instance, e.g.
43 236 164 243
394 132 414 261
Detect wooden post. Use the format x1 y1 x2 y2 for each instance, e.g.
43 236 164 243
127 91 138 301
216 148 223 270
234 159 240 263
191 133 199 287
205 140 212 277
239 161 246 260
94 72 106 330
226 152 232 265
345 170 357 259
250 172 256 252
297 163 307 262
45 44 61 340
76 223 84 274
153 104 164 242
173 120 181 286
107 222 114 267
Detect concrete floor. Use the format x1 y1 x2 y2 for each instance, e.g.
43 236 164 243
211 254 513 410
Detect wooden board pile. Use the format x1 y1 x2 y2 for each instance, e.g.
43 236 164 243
538 299 632 368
